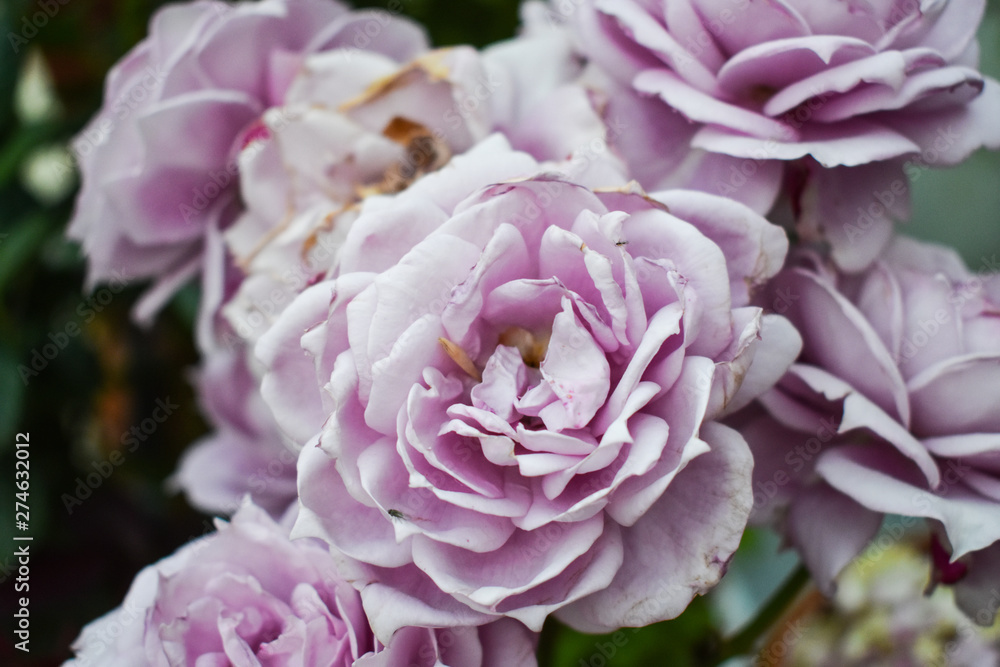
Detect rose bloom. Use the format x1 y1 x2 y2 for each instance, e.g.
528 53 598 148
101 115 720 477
167 10 612 519
189 14 611 503
570 0 1000 270
739 236 1000 621
257 136 797 636
64 501 537 667
67 0 426 319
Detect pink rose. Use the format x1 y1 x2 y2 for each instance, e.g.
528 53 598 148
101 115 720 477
742 236 1000 621
258 137 797 636
64 502 537 667
167 20 615 519
68 0 426 319
571 0 1000 269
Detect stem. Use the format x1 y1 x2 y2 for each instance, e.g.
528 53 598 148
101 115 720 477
714 565 811 664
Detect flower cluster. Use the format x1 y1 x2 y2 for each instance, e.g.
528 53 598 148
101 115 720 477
63 0 1000 663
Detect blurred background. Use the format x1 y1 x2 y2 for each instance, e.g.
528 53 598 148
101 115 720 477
0 0 997 665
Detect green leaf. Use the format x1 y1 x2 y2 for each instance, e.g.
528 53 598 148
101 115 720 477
541 597 719 667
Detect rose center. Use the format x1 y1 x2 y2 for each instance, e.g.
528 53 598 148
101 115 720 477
498 326 550 369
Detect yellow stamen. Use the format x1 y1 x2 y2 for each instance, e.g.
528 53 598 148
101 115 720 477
439 338 482 381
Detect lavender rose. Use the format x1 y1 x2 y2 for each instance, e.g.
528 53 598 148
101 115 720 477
68 0 427 319
257 137 798 636
65 501 537 667
741 236 1000 621
159 15 615 518
570 0 1000 270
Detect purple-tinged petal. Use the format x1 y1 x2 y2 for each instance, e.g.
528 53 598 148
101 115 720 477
908 354 1000 436
763 51 911 117
715 313 802 418
767 269 910 423
293 443 413 569
785 482 882 594
257 282 337 445
716 36 875 98
635 69 797 141
883 77 1000 165
692 120 921 167
818 443 1000 558
557 421 751 631
595 0 720 91
651 189 788 306
795 159 906 271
